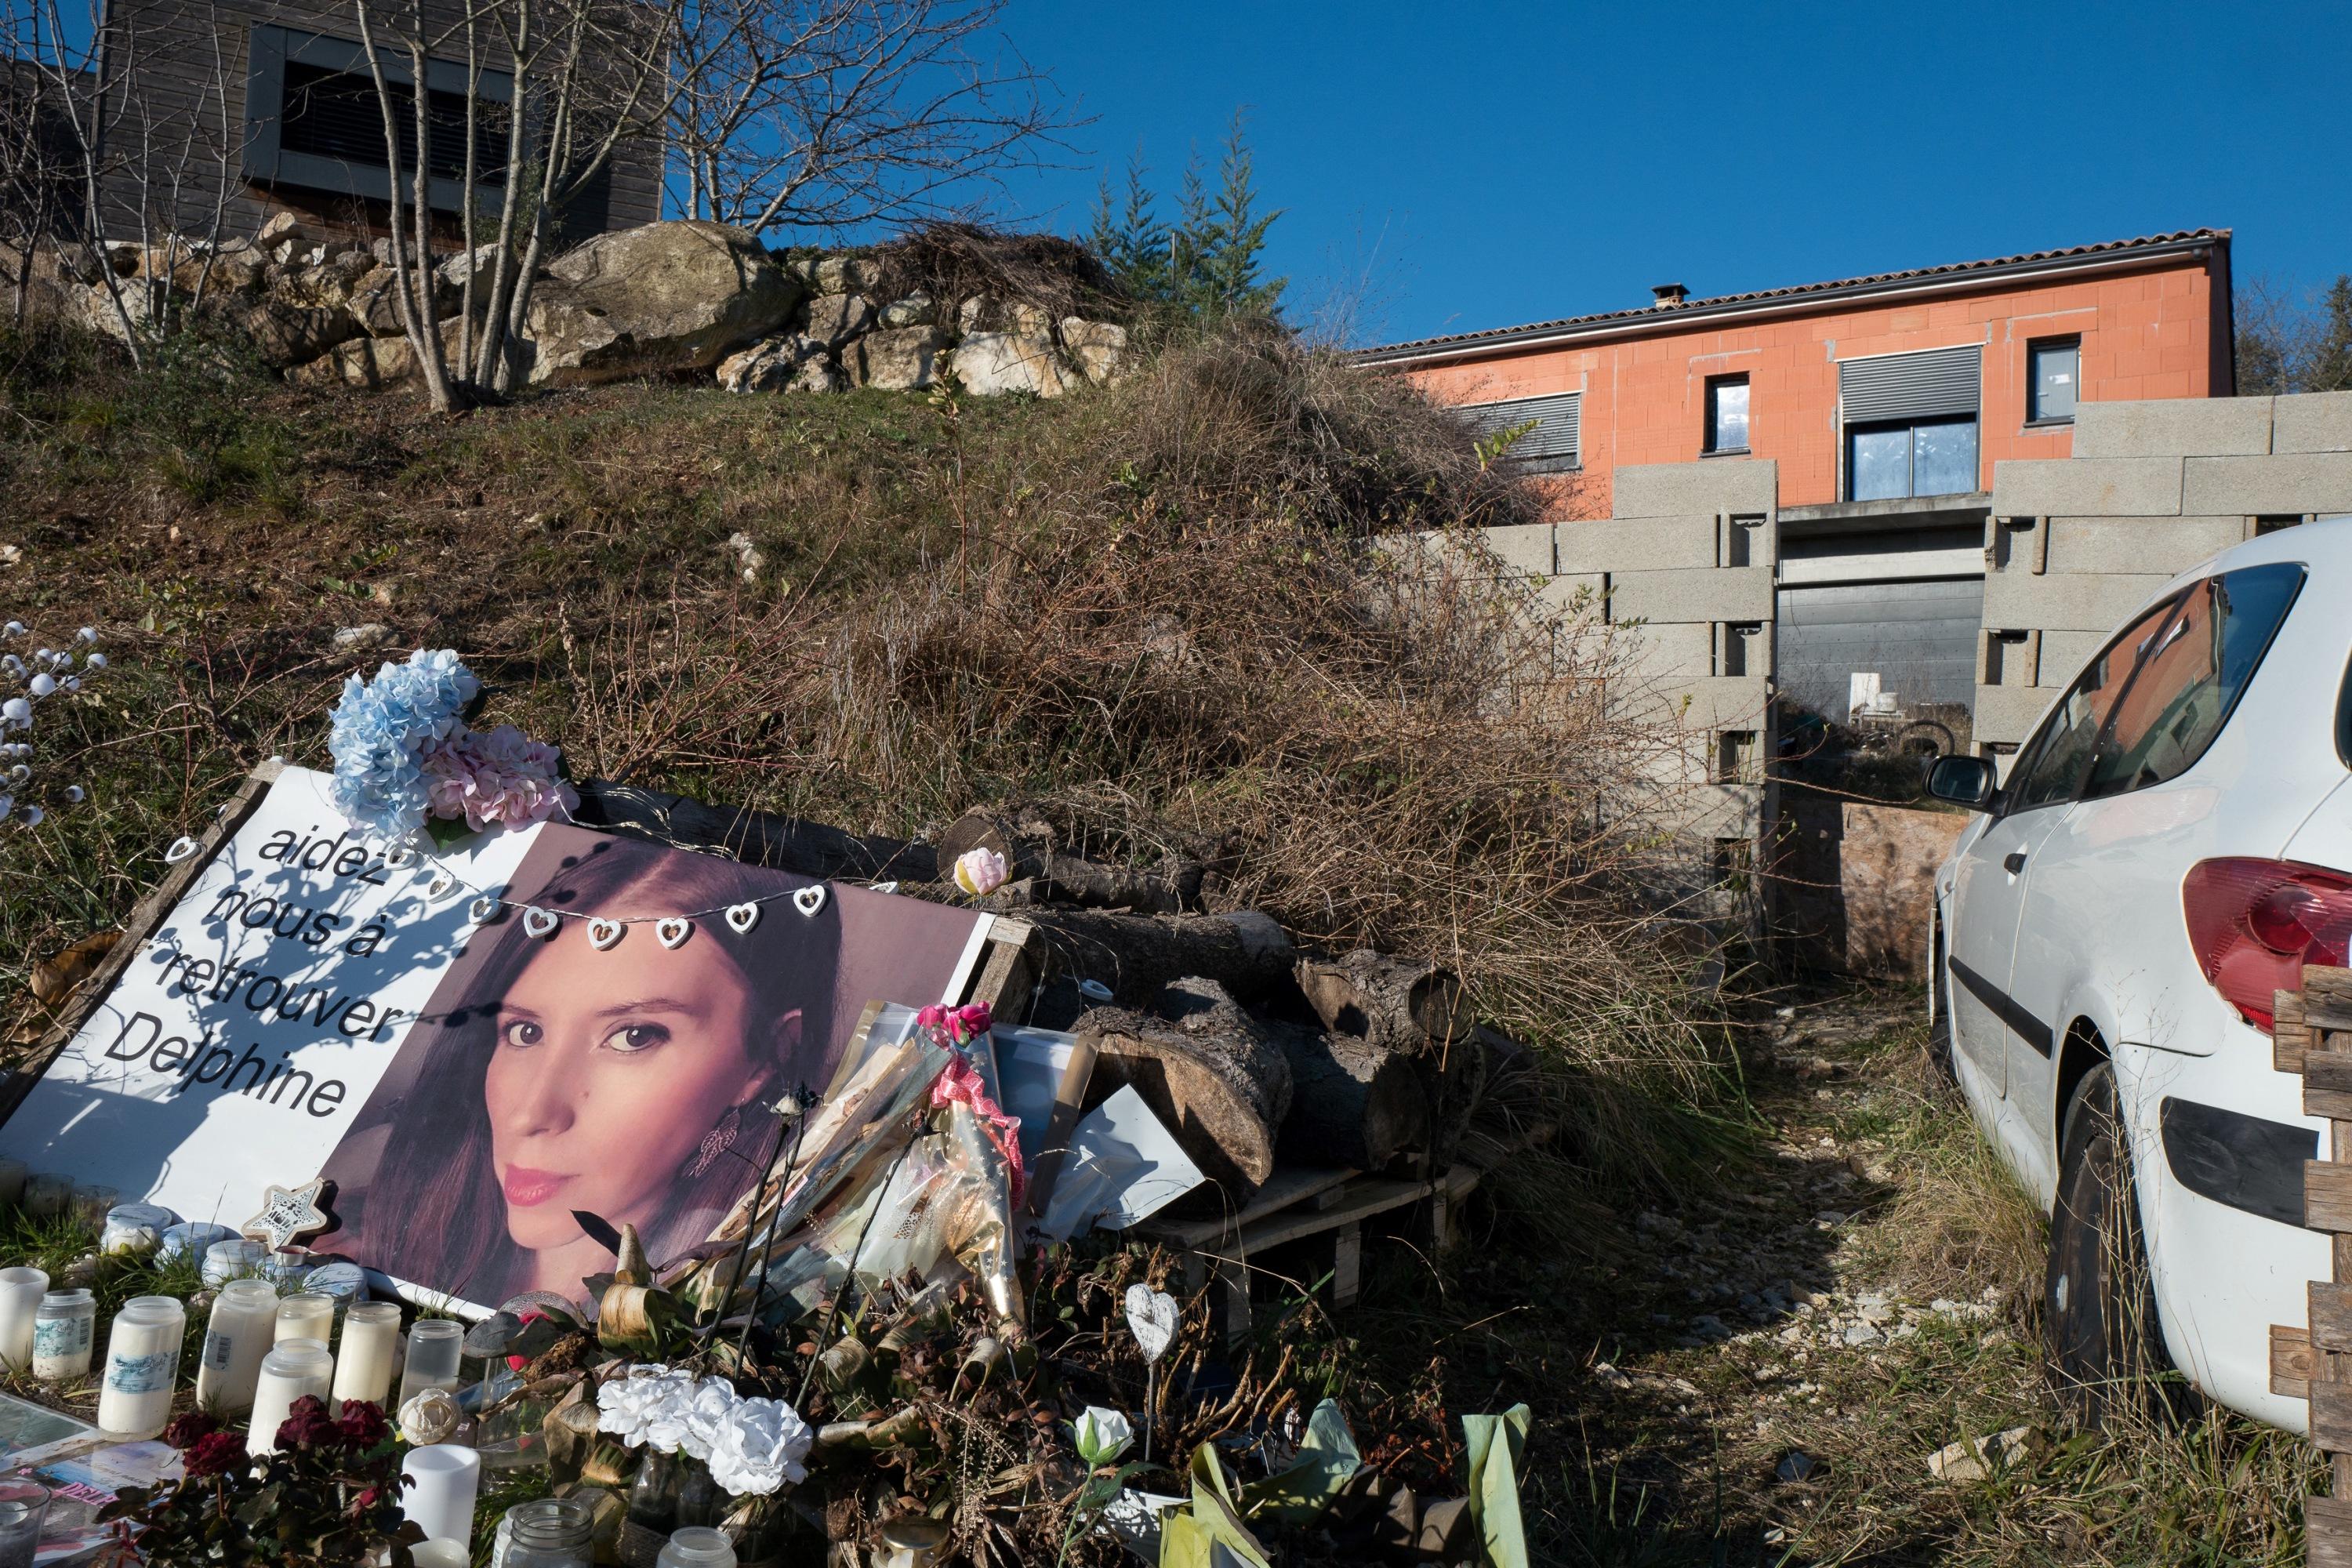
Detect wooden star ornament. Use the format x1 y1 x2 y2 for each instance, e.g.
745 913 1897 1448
241 1178 330 1252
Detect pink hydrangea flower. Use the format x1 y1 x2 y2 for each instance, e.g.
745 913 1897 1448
420 724 579 831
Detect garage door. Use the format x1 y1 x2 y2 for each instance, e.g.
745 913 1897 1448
1775 577 1985 720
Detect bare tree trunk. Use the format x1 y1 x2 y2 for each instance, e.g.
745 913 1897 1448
354 0 452 412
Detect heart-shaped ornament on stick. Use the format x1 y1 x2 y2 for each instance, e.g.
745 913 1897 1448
1124 1283 1178 1364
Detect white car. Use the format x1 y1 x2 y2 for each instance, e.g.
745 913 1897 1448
1926 517 2352 1428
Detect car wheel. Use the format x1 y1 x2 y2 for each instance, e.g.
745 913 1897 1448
2044 1063 2187 1425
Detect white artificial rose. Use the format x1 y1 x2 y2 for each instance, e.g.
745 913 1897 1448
706 1396 815 1497
597 1365 694 1449
1071 1406 1134 1467
673 1375 741 1461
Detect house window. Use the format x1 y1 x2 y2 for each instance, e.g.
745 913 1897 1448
1456 392 1581 474
2028 338 2079 424
1847 418 1980 501
245 25 512 212
1704 375 1749 454
1838 345 1982 501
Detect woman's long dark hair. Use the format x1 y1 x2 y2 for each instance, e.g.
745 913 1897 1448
344 837 840 1305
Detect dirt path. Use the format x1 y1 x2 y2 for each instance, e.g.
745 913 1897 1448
1539 983 2316 1567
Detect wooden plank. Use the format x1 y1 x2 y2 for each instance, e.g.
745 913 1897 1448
2275 1324 2317 1399
2314 1283 2352 1354
2310 1053 2352 1121
1144 1165 1358 1250
2313 1380 2352 1455
0 760 283 1130
965 918 1040 1019
2312 967 2352 1032
1208 1174 1433 1257
2310 1161 2352 1234
2279 991 2312 1075
1331 1225 1363 1308
2309 1492 2352 1568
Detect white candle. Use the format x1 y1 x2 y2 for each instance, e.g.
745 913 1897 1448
247 1340 333 1456
273 1292 334 1345
31 1288 93 1381
0 1269 46 1373
331 1303 400 1412
20 1174 71 1220
196 1279 280 1415
96 1295 186 1438
399 1444 481 1545
0 1159 27 1208
410 1542 469 1568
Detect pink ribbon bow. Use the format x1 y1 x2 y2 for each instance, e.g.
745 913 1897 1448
928 1048 1028 1212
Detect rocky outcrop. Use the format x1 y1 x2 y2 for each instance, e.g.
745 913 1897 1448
525 220 802 387
851 326 946 391
717 333 840 394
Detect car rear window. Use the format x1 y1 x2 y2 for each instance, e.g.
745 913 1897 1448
2079 561 2306 800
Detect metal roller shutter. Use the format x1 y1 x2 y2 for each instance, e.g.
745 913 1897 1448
1775 578 1987 719
1839 346 1982 425
1456 393 1580 464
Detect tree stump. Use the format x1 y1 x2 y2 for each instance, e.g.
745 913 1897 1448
1074 977 1294 1192
1293 951 1472 1057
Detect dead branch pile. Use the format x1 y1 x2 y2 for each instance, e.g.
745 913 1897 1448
866 220 1128 327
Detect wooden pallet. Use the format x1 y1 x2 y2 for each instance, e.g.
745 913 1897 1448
2268 964 2352 1566
1141 1162 1480 1341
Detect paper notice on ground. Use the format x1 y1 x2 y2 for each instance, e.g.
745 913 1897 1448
1036 1086 1205 1240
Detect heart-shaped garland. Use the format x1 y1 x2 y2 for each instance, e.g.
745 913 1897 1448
792 884 828 918
587 917 625 951
164 836 201 864
468 895 501 924
656 917 693 949
522 906 560 939
424 869 456 898
724 902 760 934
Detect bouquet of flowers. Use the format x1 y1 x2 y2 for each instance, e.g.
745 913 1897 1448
597 1365 815 1498
327 648 576 840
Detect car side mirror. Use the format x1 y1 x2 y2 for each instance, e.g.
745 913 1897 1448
1926 754 1997 810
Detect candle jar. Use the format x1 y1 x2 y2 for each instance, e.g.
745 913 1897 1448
20 1174 71 1221
246 1340 332 1456
201 1238 270 1288
619 1451 680 1568
0 1478 50 1568
0 1268 47 1374
197 1279 280 1415
503 1497 597 1568
332 1302 401 1412
68 1185 119 1228
397 1318 466 1409
100 1203 175 1256
399 1443 481 1545
273 1291 334 1345
31 1289 93 1381
96 1295 186 1438
657 1526 737 1568
158 1221 236 1265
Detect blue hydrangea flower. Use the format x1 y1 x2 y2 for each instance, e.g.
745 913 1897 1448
326 648 480 838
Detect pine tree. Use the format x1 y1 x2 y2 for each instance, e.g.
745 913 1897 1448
2309 275 2352 394
1083 112 1285 325
1088 150 1171 303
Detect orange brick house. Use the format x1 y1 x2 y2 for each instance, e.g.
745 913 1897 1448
1361 230 2234 519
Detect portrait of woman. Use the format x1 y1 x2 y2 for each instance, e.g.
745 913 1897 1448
325 834 844 1306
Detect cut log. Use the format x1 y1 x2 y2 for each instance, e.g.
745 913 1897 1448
1075 977 1294 1192
1270 1022 1427 1171
575 780 934 882
937 808 1193 913
1293 951 1471 1057
1414 1029 1490 1172
1029 909 1298 1008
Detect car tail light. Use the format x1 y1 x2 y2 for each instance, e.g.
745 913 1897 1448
2183 858 2352 1032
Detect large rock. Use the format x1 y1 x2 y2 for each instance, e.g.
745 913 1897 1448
217 294 365 368
879 292 935 328
525 220 801 387
815 254 881 296
851 326 945 391
717 333 837 394
953 327 1069 397
287 316 484 390
1060 318 1127 386
800 292 875 350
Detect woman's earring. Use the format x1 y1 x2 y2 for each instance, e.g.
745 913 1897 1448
686 1103 744 1178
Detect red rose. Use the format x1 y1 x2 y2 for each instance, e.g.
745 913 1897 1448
162 1411 220 1450
183 1432 245 1479
337 1402 389 1450
275 1397 341 1452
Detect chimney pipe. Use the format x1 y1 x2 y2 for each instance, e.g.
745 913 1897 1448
1651 282 1689 309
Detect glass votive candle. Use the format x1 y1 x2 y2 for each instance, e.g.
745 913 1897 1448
503 1497 596 1568
96 1295 187 1438
0 1268 47 1373
0 1159 27 1210
201 1238 270 1288
0 1477 50 1568
246 1339 333 1456
20 1174 72 1220
397 1318 466 1409
31 1288 94 1381
332 1302 401 1411
273 1291 334 1345
657 1526 738 1568
68 1185 118 1227
197 1279 280 1415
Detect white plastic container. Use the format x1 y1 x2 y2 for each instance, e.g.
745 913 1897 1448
246 1339 333 1456
332 1302 401 1412
31 1289 94 1381
196 1279 280 1415
0 1268 47 1374
96 1295 187 1438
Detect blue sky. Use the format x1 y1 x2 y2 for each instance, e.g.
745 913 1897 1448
990 0 2352 348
